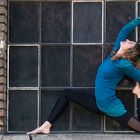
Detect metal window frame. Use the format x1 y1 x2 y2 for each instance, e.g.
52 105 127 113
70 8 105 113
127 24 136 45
7 0 139 133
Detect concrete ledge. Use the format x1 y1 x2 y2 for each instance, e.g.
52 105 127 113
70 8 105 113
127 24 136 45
1 135 29 140
0 134 140 140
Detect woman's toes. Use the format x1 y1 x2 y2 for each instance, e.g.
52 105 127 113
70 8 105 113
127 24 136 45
26 128 40 135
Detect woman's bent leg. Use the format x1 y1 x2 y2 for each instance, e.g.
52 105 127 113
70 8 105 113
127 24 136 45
48 89 103 123
27 89 103 135
46 90 140 133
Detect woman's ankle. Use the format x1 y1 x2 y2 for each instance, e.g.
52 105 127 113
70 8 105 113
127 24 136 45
41 121 52 128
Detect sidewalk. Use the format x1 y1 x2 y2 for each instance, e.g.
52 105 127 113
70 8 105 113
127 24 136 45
0 133 140 140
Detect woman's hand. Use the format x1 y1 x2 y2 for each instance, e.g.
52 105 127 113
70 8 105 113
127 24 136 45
132 82 140 98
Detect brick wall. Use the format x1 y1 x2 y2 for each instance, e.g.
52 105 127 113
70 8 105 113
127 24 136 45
0 0 7 132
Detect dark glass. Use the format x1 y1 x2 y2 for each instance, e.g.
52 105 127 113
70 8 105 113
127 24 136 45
118 79 135 88
9 90 37 131
73 45 102 87
103 45 113 60
41 46 70 87
41 90 70 131
9 46 38 87
9 2 39 43
138 3 140 42
73 2 102 43
72 89 102 131
41 2 71 43
103 45 134 88
106 2 135 43
105 90 134 131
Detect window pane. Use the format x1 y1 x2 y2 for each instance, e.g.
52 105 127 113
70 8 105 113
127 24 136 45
73 45 102 87
105 90 134 131
41 46 70 87
73 2 102 43
9 90 37 131
9 2 39 43
41 2 71 43
106 2 135 43
103 45 113 60
103 45 134 88
72 89 102 131
41 90 70 131
9 46 38 87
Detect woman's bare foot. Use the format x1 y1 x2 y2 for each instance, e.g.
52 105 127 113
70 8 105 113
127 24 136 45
26 121 52 135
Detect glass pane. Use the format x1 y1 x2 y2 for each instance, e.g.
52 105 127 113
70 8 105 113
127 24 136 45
106 2 135 43
103 45 113 60
9 46 38 87
9 2 39 43
41 46 70 87
118 79 135 88
9 90 37 131
105 90 134 131
103 45 134 88
41 2 71 43
73 45 102 87
41 90 70 131
72 89 102 131
73 2 102 43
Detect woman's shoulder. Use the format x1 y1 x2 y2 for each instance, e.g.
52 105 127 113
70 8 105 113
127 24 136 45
113 59 132 68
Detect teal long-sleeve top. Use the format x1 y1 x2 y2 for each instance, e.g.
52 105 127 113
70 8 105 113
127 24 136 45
95 17 140 102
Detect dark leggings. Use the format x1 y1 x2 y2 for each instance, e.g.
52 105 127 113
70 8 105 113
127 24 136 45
47 89 140 132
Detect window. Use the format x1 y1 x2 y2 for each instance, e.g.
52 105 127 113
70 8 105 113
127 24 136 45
8 0 137 133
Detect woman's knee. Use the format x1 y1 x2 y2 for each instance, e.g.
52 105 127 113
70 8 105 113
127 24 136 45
112 111 132 127
63 89 77 99
58 94 69 104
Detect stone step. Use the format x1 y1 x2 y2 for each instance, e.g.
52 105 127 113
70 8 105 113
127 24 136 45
1 134 140 140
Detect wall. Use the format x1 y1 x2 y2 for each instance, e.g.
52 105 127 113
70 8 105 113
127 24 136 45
0 0 7 132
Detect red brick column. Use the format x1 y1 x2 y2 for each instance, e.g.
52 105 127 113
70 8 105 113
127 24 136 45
0 0 7 132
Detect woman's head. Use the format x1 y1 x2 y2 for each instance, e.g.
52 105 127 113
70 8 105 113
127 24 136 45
120 39 136 52
112 39 140 68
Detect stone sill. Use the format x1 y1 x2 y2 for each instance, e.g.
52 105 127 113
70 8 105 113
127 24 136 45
0 134 140 140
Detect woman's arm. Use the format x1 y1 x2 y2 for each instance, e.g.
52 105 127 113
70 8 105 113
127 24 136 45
121 63 140 82
113 17 140 52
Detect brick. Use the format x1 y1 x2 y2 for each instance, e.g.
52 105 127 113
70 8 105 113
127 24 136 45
0 126 3 131
0 0 7 7
0 111 4 117
0 7 7 16
0 50 7 56
0 76 6 84
0 69 6 76
0 70 4 76
0 53 6 60
0 23 7 32
0 101 6 109
0 93 5 101
0 69 4 75
0 32 6 40
0 59 6 68
0 118 4 126
0 85 6 93
0 15 7 24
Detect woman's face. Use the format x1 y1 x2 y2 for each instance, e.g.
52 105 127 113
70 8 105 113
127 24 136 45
120 39 136 51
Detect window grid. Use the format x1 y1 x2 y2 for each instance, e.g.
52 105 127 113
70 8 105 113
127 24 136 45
7 0 139 133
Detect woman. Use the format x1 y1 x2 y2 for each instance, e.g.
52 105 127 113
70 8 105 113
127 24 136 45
27 17 140 134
